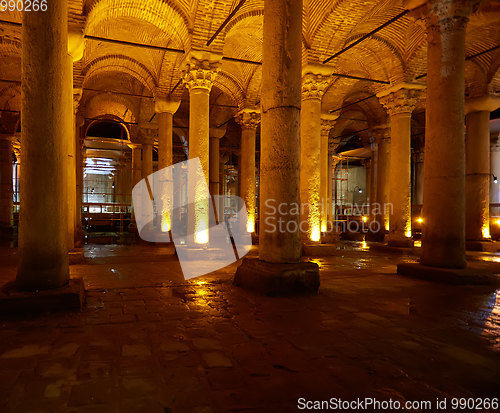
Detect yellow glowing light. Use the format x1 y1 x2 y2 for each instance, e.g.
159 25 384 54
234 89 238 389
246 216 255 233
195 229 209 244
362 216 368 222
417 217 423 223
482 226 491 239
321 223 327 232
385 223 389 231
161 212 171 233
311 227 321 242
405 230 412 238
496 219 500 226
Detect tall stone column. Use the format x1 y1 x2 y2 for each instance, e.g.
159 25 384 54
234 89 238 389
234 0 319 294
140 128 155 180
369 145 378 224
464 95 500 241
361 158 371 211
378 85 424 247
75 114 85 236
235 110 260 233
128 142 142 230
371 126 391 236
320 115 337 233
209 127 226 222
329 155 341 226
465 110 491 240
300 73 329 243
182 53 220 244
17 0 69 290
0 135 14 236
154 97 180 233
491 134 500 216
412 148 425 207
421 0 481 269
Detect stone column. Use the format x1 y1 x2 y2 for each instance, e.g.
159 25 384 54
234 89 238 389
378 85 424 247
128 143 142 188
491 134 500 216
209 127 226 222
300 73 329 243
464 95 500 241
182 53 220 244
371 126 391 236
234 0 319 294
329 155 341 226
369 145 378 224
235 110 260 233
75 115 85 236
140 128 155 180
154 97 180 233
412 148 424 207
361 157 371 214
320 115 337 234
421 0 481 269
17 0 69 290
0 135 14 235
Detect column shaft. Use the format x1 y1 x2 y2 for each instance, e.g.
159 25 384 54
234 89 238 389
320 133 328 233
465 110 490 240
369 147 378 223
376 135 390 233
421 6 469 268
17 0 69 290
260 0 302 263
240 128 256 232
388 113 412 245
142 144 153 179
491 136 500 216
0 138 14 231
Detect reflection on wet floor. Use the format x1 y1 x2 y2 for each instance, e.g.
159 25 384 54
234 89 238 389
0 240 500 411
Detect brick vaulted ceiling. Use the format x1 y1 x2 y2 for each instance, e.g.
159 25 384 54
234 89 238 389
1 0 500 144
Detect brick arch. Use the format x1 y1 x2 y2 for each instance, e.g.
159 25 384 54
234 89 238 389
0 37 21 57
214 71 246 108
0 83 21 113
85 116 131 141
82 55 158 93
344 33 404 71
85 0 191 50
84 93 138 124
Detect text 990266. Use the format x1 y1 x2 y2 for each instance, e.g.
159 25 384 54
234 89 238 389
1 0 47 11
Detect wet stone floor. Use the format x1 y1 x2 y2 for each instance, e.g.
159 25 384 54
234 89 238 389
0 241 499 412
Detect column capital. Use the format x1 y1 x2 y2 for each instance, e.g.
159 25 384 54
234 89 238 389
138 127 157 146
377 83 426 116
181 51 222 92
154 98 181 114
127 143 142 150
302 73 330 101
426 0 484 30
320 113 339 136
331 155 342 167
491 134 500 152
370 125 391 144
465 94 500 115
73 88 83 115
209 127 226 139
412 148 425 163
361 158 371 168
235 109 261 130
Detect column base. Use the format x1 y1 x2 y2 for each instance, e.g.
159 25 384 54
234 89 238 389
465 240 500 252
233 257 320 296
1 276 84 315
397 263 500 285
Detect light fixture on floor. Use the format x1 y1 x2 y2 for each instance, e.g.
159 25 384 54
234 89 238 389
491 174 498 184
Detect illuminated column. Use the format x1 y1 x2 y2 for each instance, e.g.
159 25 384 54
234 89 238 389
491 134 500 216
18 0 69 290
371 126 391 234
209 127 226 223
75 114 85 234
361 157 371 213
369 145 378 223
128 143 142 188
259 0 303 263
412 148 424 207
140 128 155 179
0 135 14 234
378 85 424 247
465 110 492 240
235 110 260 233
329 155 341 225
182 53 220 244
154 97 180 233
320 114 337 233
300 73 329 243
421 0 480 268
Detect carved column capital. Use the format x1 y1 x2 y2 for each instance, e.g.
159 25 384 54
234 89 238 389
370 126 391 145
181 52 221 92
361 158 371 168
320 114 338 136
138 128 157 146
426 0 483 31
302 73 330 101
73 88 83 115
377 84 425 116
331 155 342 168
235 110 261 130
491 134 500 152
412 148 425 163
